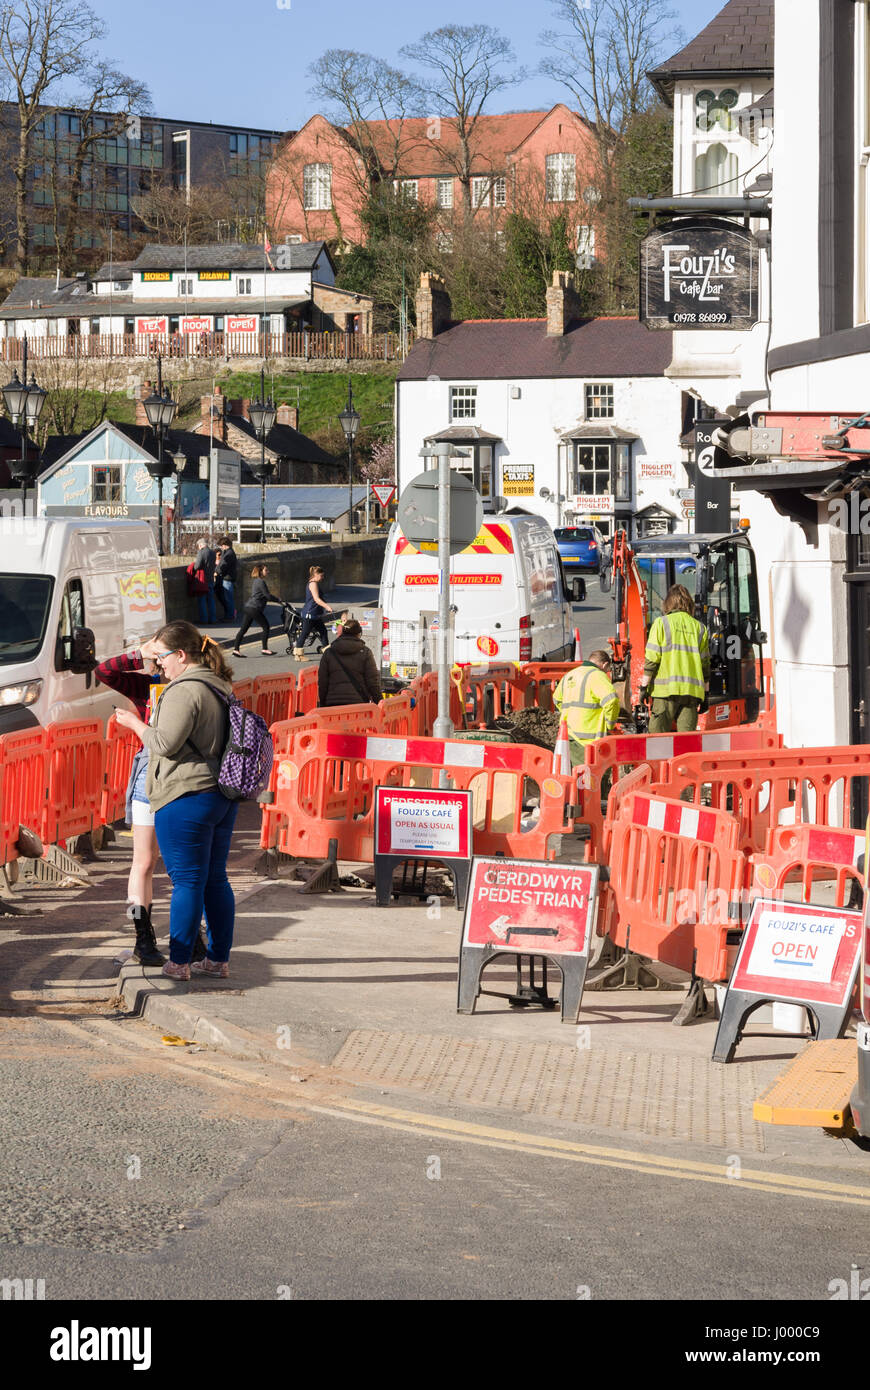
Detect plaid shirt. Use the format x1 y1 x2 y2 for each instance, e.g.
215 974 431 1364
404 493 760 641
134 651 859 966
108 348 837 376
94 651 154 720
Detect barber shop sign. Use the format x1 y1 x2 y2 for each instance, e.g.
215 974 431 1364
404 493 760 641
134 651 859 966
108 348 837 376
640 218 759 331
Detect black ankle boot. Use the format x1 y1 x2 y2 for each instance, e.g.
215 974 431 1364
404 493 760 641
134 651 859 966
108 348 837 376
130 905 166 967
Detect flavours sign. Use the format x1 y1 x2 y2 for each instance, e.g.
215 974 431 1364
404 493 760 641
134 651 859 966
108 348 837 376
641 219 759 331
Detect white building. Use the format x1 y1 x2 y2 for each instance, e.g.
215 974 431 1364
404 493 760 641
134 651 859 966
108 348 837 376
395 273 690 539
0 240 373 349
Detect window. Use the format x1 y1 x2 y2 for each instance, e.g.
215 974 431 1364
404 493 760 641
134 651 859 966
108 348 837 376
471 175 506 209
394 179 418 202
614 444 630 502
493 177 506 207
585 383 614 419
695 89 739 133
577 225 596 264
546 152 576 202
303 162 332 210
89 317 100 334
570 440 630 502
436 178 453 208
236 278 252 295
55 577 84 672
436 229 454 253
92 465 122 504
0 572 52 667
695 141 739 196
450 386 477 420
178 277 194 296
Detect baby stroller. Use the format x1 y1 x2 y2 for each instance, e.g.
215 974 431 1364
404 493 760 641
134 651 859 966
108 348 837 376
281 601 304 655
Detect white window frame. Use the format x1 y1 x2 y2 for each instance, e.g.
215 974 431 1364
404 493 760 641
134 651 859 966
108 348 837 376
436 178 453 208
584 382 614 420
450 385 477 420
303 162 332 211
394 178 418 202
471 175 505 209
236 277 252 296
546 152 576 202
178 277 194 296
856 5 870 322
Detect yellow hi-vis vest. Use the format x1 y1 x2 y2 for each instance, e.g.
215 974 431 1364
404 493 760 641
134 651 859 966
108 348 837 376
644 612 710 700
553 663 620 747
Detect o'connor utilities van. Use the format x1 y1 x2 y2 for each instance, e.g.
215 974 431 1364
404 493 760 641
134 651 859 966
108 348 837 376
0 517 166 733
380 513 573 677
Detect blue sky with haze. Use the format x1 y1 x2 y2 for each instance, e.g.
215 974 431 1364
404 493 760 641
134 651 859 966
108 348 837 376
87 0 723 131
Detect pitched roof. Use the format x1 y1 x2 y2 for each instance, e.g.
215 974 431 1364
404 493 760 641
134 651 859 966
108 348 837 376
39 420 213 473
131 241 329 272
1 276 95 310
239 485 367 521
91 261 136 283
397 317 672 382
343 110 555 178
648 0 774 100
224 413 337 467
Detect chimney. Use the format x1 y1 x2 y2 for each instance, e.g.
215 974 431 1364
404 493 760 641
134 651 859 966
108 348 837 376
135 381 153 428
200 385 226 443
276 403 298 430
228 398 251 422
546 269 583 336
415 271 451 340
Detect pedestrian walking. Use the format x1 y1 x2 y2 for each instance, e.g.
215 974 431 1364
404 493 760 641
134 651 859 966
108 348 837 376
552 650 620 766
642 584 710 733
231 563 281 657
216 537 238 621
95 638 168 966
193 535 217 626
114 623 239 981
317 618 382 706
295 565 334 659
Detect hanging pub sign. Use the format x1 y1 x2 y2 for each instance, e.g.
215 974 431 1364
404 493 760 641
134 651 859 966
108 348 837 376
640 219 759 331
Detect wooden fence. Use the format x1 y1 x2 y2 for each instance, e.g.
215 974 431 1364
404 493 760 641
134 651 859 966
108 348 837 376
0 329 414 363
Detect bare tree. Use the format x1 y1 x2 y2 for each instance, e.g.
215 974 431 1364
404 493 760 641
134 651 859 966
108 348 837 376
0 0 105 273
399 25 527 220
47 61 150 274
308 50 426 195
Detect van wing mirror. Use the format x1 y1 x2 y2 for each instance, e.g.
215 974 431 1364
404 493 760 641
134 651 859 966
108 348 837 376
67 626 97 674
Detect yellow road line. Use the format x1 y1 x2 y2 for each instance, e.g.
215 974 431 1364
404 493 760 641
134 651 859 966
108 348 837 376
301 1096 870 1208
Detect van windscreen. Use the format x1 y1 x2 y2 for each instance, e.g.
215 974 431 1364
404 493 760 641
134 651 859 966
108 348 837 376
0 573 54 666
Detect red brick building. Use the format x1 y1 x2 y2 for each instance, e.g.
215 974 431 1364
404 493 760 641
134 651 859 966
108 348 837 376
267 105 601 260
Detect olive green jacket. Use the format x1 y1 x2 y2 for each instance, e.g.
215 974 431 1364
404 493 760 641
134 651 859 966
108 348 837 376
142 666 231 813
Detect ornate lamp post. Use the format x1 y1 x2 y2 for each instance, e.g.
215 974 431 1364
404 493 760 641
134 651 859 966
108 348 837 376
338 377 360 535
249 367 277 545
3 337 47 515
142 356 178 557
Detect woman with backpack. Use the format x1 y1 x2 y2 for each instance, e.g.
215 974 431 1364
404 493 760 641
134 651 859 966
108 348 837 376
318 618 382 707
231 562 281 658
114 622 239 981
294 565 334 660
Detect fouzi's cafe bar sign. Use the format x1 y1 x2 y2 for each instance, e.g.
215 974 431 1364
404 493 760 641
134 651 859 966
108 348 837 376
640 219 759 330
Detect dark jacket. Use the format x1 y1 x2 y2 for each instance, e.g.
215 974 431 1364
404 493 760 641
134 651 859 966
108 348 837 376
217 548 237 583
245 576 280 613
318 636 382 707
195 545 217 585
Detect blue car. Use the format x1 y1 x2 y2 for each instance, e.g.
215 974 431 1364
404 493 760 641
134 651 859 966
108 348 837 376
554 525 606 573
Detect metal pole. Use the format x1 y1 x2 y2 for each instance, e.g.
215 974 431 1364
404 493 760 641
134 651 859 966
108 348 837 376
260 366 267 545
347 436 354 535
156 426 165 557
20 334 28 516
433 441 452 743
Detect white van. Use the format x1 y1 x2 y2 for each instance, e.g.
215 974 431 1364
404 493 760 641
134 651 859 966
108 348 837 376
0 517 166 733
380 513 573 677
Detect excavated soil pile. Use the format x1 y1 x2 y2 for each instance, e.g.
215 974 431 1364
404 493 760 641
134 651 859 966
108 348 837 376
487 707 561 751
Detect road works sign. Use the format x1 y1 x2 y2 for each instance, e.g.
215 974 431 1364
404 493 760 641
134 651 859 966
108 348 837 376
457 857 600 1023
712 898 862 1063
374 786 473 909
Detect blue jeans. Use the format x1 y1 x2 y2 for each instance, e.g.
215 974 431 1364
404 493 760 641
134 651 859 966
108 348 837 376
154 789 238 964
197 586 216 625
218 579 235 620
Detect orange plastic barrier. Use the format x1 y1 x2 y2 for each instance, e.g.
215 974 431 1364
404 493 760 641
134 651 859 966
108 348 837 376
749 823 865 910
454 662 530 728
101 715 141 826
260 707 383 851
43 719 105 845
584 726 782 860
412 671 440 736
296 666 319 715
231 678 255 706
0 728 47 863
252 673 296 728
664 745 870 856
608 789 746 982
380 691 414 737
520 662 578 711
265 729 578 867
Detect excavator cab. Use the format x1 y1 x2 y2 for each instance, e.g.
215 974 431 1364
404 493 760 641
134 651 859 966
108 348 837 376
611 527 767 729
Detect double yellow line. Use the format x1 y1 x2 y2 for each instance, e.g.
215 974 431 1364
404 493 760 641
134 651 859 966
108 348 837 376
303 1095 870 1208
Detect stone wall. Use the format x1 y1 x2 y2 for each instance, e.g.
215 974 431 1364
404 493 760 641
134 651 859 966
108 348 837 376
162 535 388 623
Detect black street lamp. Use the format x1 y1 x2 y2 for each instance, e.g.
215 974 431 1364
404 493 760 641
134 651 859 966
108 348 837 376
249 367 277 545
3 336 47 514
338 377 360 535
142 355 178 557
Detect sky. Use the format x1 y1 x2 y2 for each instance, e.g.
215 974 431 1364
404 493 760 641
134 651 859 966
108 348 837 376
86 0 725 132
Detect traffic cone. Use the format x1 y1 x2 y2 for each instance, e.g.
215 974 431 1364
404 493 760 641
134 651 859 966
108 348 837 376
552 718 571 775
573 627 583 661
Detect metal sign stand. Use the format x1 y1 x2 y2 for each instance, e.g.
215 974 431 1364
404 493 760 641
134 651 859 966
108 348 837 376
457 945 589 1024
375 852 472 911
712 990 850 1065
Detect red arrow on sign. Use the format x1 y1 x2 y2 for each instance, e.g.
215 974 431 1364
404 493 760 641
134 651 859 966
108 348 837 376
372 483 396 507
